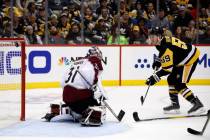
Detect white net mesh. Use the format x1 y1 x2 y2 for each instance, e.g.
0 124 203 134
0 39 25 128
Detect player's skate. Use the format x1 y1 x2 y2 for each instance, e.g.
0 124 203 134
163 103 180 114
188 97 205 114
80 106 106 126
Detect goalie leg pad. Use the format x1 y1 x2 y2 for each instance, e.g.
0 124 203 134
51 104 60 115
80 106 106 126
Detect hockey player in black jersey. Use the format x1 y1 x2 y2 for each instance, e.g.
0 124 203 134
146 27 205 114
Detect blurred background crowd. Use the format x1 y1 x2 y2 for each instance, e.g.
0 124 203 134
0 0 210 45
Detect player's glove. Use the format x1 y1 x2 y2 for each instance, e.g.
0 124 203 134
152 57 161 70
146 73 161 86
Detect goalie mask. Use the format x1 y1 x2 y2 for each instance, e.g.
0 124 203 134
87 46 103 60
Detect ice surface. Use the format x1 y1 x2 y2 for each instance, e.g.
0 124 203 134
0 86 209 140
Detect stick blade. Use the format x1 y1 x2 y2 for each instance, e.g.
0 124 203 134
118 110 125 122
133 112 140 122
140 96 144 105
187 128 202 135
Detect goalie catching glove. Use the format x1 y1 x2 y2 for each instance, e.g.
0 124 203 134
146 73 161 86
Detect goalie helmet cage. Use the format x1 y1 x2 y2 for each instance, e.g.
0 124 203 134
0 38 25 121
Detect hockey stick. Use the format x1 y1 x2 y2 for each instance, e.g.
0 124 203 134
103 100 125 122
187 110 210 135
140 69 157 105
140 84 151 105
76 70 125 122
133 112 207 122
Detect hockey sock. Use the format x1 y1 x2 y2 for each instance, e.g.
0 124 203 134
169 86 179 105
178 87 195 102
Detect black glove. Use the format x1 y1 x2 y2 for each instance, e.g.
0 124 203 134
152 57 161 70
146 73 161 86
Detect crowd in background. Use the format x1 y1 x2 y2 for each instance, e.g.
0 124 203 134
0 0 210 45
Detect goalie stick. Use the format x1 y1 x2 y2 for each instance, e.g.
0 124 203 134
187 110 210 135
103 100 125 122
133 112 207 122
76 70 125 122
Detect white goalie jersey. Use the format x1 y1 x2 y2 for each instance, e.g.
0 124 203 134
61 56 103 90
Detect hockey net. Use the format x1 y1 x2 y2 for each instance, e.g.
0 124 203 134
0 38 25 127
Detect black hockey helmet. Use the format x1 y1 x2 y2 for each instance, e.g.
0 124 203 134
150 27 164 36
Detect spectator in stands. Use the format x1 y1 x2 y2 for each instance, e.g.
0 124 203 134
108 0 117 15
68 2 81 24
48 14 58 28
119 0 129 16
135 0 148 20
97 7 113 30
168 0 179 19
66 23 82 44
107 24 128 45
173 5 193 33
58 12 71 39
120 11 132 39
62 6 70 18
146 2 156 21
174 26 184 40
129 25 147 44
84 0 100 13
24 25 43 44
151 9 170 30
13 14 25 36
48 0 71 11
25 14 38 33
84 6 98 28
36 6 46 39
25 1 37 16
2 2 23 18
36 6 46 26
48 26 65 44
84 22 95 44
1 22 17 37
198 7 209 34
1 0 209 45
93 18 109 44
186 4 196 20
96 0 113 16
199 26 210 44
186 20 198 43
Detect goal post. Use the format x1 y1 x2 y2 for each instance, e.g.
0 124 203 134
0 38 25 122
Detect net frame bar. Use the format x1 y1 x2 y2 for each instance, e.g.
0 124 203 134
0 38 25 121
